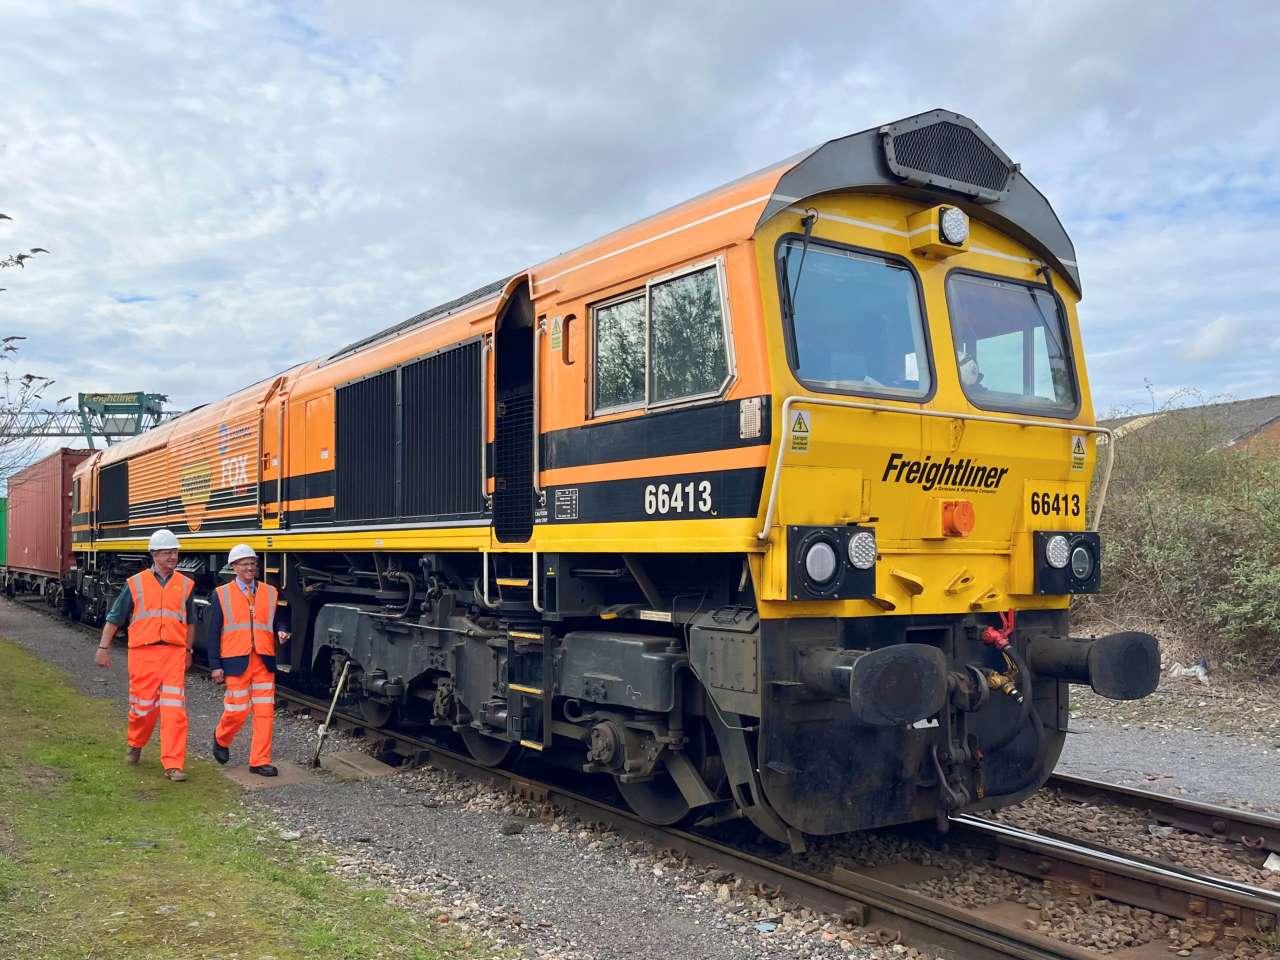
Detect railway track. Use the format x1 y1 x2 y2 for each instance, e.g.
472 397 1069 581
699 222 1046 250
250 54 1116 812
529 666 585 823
278 683 1280 960
11 596 1280 959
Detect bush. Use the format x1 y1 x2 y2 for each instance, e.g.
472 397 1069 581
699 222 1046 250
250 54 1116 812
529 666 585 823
1080 405 1280 675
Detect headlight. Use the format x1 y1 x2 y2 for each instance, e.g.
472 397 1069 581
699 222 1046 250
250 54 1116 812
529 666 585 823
940 206 969 245
1045 534 1070 569
847 530 877 570
1070 545 1095 580
804 541 839 584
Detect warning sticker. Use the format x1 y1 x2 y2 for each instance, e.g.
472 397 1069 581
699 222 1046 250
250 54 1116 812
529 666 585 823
1070 434 1087 471
549 315 563 351
553 486 579 520
789 410 811 452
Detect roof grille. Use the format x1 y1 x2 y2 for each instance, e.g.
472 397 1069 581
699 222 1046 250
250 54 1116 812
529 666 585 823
882 114 1014 203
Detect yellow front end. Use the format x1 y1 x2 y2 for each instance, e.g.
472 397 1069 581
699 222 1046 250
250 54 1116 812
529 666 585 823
751 193 1098 618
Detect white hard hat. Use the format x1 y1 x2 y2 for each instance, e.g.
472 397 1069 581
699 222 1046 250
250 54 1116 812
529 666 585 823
148 529 180 551
228 543 258 564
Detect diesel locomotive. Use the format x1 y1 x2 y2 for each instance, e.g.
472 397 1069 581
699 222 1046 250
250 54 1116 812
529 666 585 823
64 109 1158 847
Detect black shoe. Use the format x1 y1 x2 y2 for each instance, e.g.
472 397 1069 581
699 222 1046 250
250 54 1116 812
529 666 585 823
249 764 278 777
212 737 230 765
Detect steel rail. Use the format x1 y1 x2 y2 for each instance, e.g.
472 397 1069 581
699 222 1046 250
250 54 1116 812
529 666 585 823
950 815 1279 936
1045 772 1280 854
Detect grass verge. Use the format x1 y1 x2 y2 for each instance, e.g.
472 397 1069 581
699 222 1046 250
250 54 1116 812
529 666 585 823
0 636 493 960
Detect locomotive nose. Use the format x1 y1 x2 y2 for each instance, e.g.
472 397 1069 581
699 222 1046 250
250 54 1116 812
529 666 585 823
799 643 948 726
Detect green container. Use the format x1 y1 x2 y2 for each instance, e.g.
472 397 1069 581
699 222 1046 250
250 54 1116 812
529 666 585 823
0 496 7 567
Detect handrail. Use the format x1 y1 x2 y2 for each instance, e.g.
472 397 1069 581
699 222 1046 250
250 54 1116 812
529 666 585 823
757 396 1115 540
531 318 546 507
480 337 491 511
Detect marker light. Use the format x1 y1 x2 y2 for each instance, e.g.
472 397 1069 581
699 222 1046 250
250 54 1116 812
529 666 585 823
1070 545 1095 580
940 206 970 245
804 541 839 583
847 531 877 570
1045 534 1070 569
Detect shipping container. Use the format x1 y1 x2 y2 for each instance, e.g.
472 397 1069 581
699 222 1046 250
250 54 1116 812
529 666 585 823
5 448 91 579
0 496 7 567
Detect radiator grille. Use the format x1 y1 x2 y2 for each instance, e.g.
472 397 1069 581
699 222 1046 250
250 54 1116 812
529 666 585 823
493 392 533 542
336 369 397 521
98 461 129 524
885 119 1012 201
403 341 484 518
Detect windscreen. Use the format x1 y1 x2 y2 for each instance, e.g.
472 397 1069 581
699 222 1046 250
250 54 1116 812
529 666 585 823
780 240 930 398
947 273 1077 415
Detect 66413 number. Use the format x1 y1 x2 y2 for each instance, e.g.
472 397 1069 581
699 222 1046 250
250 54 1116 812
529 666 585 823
1030 490 1081 517
644 480 712 515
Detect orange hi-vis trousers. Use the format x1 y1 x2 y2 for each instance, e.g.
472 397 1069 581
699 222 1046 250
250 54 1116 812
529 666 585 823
127 643 189 770
214 651 275 767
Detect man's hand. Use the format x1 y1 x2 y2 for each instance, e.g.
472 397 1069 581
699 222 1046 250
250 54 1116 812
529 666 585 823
94 647 110 669
210 668 225 684
185 648 194 671
277 631 291 643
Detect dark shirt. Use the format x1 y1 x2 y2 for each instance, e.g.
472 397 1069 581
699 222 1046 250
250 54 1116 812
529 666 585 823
105 567 196 628
206 578 290 676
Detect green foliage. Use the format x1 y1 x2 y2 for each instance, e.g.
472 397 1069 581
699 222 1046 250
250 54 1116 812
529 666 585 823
1082 409 1280 674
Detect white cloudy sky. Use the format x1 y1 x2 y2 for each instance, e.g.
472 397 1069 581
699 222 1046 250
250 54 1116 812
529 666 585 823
2 0 1278 422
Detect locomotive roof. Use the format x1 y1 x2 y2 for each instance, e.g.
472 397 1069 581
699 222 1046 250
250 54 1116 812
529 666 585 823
331 109 1078 366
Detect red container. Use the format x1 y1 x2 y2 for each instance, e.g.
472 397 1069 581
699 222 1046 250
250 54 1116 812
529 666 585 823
5 448 91 577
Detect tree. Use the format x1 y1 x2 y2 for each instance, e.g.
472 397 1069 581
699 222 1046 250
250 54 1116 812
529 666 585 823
1 214 58 487
0 213 51 291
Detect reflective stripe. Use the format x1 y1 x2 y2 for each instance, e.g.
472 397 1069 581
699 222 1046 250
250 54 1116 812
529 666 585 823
131 609 188 623
224 688 250 699
250 697 275 705
161 685 184 695
129 707 154 718
250 682 274 691
157 698 185 708
129 696 156 707
221 620 253 632
222 702 250 713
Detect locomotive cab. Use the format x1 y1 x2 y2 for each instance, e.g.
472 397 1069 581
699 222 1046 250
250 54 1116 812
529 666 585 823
729 114 1159 836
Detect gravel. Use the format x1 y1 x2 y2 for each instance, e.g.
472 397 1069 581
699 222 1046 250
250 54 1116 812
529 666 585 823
5 598 1278 960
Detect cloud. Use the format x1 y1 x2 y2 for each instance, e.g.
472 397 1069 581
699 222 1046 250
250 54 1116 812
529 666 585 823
1 0 1277 419
1183 315 1245 362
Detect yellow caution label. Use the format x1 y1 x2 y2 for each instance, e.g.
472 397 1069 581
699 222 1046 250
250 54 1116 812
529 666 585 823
790 410 811 452
549 315 563 351
1070 434 1087 471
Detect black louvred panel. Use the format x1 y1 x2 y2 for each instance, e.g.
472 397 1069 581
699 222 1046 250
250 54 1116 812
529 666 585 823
98 461 129 524
336 370 396 521
891 121 1011 194
403 341 484 518
493 392 533 542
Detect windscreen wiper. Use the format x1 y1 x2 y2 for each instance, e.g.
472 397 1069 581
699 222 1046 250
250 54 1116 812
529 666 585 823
779 209 818 324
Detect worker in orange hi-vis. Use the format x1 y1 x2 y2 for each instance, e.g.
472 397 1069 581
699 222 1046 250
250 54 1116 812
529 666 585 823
94 529 195 782
208 544 290 777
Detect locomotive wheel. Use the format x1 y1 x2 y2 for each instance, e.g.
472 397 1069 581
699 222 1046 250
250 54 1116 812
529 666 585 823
351 697 393 728
460 727 518 767
615 769 691 825
615 722 723 826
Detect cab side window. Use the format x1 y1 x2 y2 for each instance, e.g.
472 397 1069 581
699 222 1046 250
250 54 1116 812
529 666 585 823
649 265 729 404
590 259 733 416
592 294 645 413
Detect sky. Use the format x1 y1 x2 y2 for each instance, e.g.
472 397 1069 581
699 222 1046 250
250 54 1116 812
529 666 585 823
2 0 1278 427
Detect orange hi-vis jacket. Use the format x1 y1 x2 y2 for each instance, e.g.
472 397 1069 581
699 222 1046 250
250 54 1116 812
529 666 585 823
126 570 194 647
214 580 279 660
